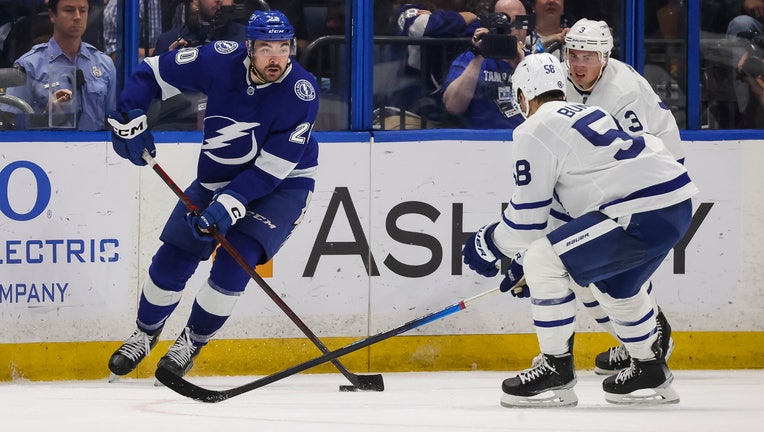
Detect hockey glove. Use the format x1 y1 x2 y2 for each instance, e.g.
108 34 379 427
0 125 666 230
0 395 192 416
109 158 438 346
462 223 503 277
186 191 248 241
499 259 529 298
107 109 155 166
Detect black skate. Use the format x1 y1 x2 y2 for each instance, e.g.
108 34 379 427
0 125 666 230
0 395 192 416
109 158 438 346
500 354 578 408
602 358 679 404
594 344 630 375
108 328 162 378
157 327 202 377
594 308 674 375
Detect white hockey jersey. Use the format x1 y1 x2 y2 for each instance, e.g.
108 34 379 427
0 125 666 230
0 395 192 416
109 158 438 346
493 101 698 257
566 59 685 162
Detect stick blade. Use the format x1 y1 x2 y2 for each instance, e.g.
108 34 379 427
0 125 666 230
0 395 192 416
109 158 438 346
155 367 231 403
353 373 385 391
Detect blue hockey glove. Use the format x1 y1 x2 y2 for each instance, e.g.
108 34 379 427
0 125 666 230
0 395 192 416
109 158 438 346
462 223 503 277
186 191 247 241
107 109 155 166
499 259 529 297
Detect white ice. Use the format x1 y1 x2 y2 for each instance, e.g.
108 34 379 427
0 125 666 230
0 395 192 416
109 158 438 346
2 370 762 432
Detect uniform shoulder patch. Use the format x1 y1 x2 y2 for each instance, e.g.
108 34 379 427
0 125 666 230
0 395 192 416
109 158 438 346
294 79 316 101
214 41 239 54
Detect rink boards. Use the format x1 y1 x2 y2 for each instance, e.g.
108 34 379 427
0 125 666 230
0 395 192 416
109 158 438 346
0 131 762 380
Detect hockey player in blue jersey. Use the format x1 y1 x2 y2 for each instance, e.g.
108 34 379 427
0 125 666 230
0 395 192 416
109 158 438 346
462 53 697 406
107 10 318 378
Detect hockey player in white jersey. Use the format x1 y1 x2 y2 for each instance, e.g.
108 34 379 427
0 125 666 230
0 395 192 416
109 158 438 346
563 18 684 375
462 53 697 406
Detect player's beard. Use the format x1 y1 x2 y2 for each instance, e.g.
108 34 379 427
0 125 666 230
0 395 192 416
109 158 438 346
250 60 288 83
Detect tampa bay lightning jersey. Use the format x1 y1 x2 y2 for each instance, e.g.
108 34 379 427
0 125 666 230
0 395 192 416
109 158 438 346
492 101 698 257
118 40 319 203
442 51 523 128
566 59 685 163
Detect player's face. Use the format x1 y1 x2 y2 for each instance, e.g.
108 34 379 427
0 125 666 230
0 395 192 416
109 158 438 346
50 0 89 39
251 40 291 82
567 49 603 89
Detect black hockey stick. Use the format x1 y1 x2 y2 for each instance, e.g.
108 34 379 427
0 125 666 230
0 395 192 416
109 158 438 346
155 286 500 402
141 150 384 392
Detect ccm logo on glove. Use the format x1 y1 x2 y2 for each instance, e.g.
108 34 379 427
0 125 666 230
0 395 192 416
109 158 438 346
109 113 147 138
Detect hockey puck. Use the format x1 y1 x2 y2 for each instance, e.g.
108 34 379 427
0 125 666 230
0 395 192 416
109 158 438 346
338 385 358 392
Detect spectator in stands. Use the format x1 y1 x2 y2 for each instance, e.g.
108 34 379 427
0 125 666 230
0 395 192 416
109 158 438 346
726 0 764 127
441 0 528 128
735 43 764 127
387 1 481 125
4 0 116 130
103 0 162 59
394 1 479 77
528 0 569 59
153 0 244 54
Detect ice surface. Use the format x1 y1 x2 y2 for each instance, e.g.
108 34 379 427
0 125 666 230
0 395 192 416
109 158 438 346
2 370 762 432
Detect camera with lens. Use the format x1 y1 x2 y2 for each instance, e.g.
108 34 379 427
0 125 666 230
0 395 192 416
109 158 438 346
475 13 534 59
736 31 764 78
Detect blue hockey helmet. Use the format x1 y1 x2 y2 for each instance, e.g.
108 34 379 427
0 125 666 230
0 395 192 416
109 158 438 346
246 10 295 41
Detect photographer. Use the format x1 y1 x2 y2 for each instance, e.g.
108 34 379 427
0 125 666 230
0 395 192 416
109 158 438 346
153 0 246 55
441 0 529 128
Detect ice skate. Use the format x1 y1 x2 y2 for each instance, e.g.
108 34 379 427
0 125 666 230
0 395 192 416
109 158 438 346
500 354 578 408
602 358 680 404
156 327 202 378
108 328 162 380
595 309 674 375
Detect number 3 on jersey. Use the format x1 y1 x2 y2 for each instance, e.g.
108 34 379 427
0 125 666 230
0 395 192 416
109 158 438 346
573 109 645 160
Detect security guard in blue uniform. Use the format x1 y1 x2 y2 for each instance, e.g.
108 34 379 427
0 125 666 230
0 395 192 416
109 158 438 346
6 0 115 130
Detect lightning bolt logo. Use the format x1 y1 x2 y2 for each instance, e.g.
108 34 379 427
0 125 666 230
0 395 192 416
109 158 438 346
202 115 260 165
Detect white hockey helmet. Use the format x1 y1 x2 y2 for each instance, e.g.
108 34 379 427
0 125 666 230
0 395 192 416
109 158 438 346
511 53 567 118
564 19 613 63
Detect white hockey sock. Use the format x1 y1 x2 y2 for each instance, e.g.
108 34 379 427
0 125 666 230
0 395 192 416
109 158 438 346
590 287 659 360
525 237 577 356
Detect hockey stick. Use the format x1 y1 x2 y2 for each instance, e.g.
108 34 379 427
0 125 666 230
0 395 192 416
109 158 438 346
141 150 384 392
155 286 501 402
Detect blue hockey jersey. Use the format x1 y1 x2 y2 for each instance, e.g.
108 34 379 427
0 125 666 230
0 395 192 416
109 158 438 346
118 40 319 203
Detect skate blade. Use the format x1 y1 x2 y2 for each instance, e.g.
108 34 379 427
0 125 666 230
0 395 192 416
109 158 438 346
500 388 579 408
604 385 680 405
108 373 122 383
